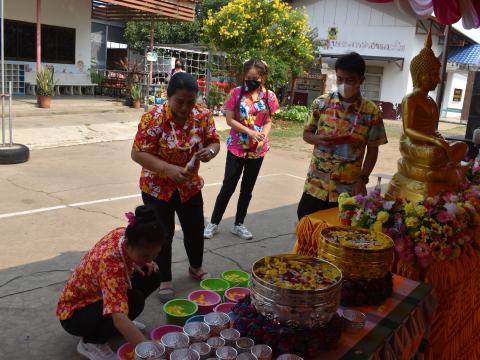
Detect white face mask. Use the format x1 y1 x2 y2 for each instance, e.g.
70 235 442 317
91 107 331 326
337 83 358 99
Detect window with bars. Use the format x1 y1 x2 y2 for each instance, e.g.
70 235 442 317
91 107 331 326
362 65 383 101
3 19 75 64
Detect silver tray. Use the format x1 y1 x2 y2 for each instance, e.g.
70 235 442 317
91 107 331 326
250 254 342 328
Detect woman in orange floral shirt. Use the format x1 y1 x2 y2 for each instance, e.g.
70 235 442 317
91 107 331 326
132 72 220 302
57 205 165 360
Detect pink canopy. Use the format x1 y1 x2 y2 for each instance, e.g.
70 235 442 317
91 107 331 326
365 0 480 29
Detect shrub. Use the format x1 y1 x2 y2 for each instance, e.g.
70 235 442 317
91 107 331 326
90 68 105 85
274 105 309 123
130 84 142 101
208 84 226 108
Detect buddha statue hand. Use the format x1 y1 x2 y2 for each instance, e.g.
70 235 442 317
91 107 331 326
435 137 452 156
447 141 468 164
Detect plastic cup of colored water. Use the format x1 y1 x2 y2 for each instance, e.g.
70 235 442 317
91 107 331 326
161 332 190 356
207 336 226 353
134 341 165 359
216 345 238 360
235 337 255 354
150 324 183 342
251 344 273 360
170 348 200 360
189 342 211 359
222 270 250 287
183 321 211 342
224 287 251 303
220 328 241 347
200 278 229 298
276 354 304 359
116 342 134 360
213 302 236 314
237 353 258 360
163 299 198 326
204 312 231 337
188 289 222 315
186 315 205 324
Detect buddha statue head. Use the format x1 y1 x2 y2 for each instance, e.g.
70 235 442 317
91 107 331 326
410 29 441 92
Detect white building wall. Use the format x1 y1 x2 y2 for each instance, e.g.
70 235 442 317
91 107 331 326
380 62 409 104
5 0 92 84
295 0 447 105
440 71 468 117
300 0 415 58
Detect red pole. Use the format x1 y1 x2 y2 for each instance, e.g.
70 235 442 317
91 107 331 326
36 0 41 72
149 21 154 85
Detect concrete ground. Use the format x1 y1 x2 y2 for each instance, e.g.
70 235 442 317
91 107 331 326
0 142 309 359
0 97 467 359
0 98 307 359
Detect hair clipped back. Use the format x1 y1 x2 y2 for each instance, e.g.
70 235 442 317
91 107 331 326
242 59 268 77
167 72 199 97
134 205 157 223
335 52 366 76
125 205 165 248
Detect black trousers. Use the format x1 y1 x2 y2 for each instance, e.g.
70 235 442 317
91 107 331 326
142 191 204 282
60 270 161 344
211 151 264 225
297 192 338 220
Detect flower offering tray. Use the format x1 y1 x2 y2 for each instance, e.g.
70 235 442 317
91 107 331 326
318 226 394 306
319 226 394 281
250 254 342 328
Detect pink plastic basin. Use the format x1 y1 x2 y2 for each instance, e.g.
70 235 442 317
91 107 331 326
214 302 237 314
150 324 183 341
116 342 134 360
224 287 251 303
188 289 222 315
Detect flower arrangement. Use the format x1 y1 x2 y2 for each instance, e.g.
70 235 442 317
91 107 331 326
338 170 480 269
338 190 398 232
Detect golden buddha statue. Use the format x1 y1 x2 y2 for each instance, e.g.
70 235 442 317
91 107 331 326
386 30 468 203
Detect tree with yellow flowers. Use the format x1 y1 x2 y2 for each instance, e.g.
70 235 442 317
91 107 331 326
201 0 315 92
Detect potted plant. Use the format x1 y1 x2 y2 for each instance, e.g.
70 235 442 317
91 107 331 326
130 84 142 109
36 68 55 108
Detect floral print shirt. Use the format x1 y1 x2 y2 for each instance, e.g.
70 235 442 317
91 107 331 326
224 86 279 159
304 91 388 202
133 103 220 203
56 228 134 320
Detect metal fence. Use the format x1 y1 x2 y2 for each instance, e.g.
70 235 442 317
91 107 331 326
142 45 238 106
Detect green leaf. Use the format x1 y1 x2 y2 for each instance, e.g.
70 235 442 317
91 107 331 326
36 68 55 97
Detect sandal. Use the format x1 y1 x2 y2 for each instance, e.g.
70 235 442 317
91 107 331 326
158 287 175 303
189 267 211 281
